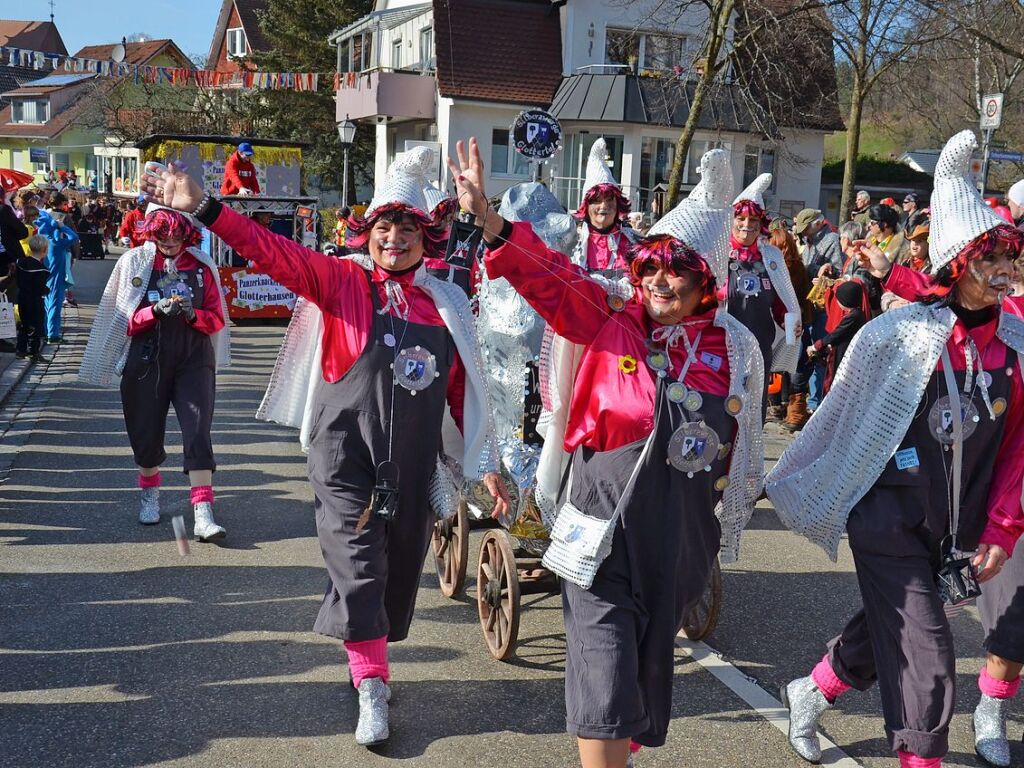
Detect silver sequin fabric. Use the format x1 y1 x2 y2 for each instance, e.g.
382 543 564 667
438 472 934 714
138 487 160 524
974 693 1011 767
782 676 831 763
355 677 389 746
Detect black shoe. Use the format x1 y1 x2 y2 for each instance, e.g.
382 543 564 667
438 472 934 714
46 336 63 344
15 351 29 359
31 354 48 363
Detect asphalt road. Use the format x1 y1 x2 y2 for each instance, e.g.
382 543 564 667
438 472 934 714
0 254 1018 767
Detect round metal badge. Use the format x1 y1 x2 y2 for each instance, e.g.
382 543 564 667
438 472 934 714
383 333 397 348
717 441 733 460
724 394 744 416
928 395 979 444
769 260 778 270
980 371 993 388
714 476 730 491
992 397 1007 418
607 293 626 312
729 261 740 272
682 390 704 412
667 421 720 475
131 276 143 287
393 346 438 393
667 382 687 403
735 272 761 297
646 350 670 373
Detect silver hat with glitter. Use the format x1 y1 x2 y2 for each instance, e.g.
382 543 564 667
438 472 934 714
499 182 578 256
734 172 772 210
929 130 1007 274
581 138 618 199
647 148 733 286
365 146 435 217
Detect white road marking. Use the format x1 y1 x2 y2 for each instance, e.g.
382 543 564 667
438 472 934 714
677 637 864 767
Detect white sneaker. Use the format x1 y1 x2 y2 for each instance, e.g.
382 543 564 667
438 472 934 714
138 487 160 525
193 501 226 542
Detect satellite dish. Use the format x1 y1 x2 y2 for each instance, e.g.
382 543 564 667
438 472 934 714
111 44 126 63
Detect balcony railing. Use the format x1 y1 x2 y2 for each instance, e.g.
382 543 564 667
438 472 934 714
335 67 435 122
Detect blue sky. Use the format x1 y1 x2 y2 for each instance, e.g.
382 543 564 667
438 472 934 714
11 1 222 61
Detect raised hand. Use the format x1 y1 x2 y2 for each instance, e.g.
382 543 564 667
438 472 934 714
856 240 891 279
140 162 204 214
446 138 489 221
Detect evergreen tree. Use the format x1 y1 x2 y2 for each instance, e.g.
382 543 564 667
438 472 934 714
244 0 373 200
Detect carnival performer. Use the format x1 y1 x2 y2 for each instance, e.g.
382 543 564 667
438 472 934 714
80 204 231 540
141 148 508 748
118 197 147 249
221 142 261 197
571 138 638 274
35 209 77 344
728 174 801 421
769 130 1024 768
450 138 763 768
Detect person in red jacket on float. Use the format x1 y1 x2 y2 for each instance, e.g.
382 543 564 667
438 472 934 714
221 142 261 197
118 196 148 248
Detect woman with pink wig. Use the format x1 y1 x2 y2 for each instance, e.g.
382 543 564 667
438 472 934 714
571 138 638 274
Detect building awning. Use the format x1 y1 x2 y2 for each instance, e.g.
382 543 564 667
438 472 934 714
329 4 432 43
550 73 767 135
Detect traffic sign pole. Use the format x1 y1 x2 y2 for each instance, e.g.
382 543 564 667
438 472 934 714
981 127 993 197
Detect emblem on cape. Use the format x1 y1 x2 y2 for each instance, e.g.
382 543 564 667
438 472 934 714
131 276 143 287
667 420 719 476
929 395 980 444
735 272 761 297
618 354 638 375
393 346 439 394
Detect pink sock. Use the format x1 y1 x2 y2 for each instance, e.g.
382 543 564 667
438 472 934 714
345 636 389 688
811 654 852 703
897 751 942 767
190 485 214 505
978 666 1021 699
629 740 642 754
138 472 161 489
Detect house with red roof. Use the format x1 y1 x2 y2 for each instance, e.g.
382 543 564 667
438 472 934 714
330 0 842 218
207 0 273 74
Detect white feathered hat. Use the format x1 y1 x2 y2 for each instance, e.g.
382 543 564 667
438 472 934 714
929 130 1008 274
647 148 734 286
734 172 772 212
365 146 435 218
582 138 618 197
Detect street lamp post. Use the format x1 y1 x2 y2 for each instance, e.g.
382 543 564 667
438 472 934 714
337 117 356 206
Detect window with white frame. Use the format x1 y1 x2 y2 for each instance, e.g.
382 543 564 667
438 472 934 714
490 129 531 177
686 139 723 186
10 99 49 125
606 28 687 72
226 28 247 58
742 144 777 190
391 39 403 70
419 27 433 71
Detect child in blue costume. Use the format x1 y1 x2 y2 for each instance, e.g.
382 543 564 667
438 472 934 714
35 210 78 343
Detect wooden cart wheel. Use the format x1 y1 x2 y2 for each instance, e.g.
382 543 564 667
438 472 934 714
432 500 469 598
680 557 722 641
477 530 521 661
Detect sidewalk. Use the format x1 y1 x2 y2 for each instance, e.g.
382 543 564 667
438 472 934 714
0 348 30 408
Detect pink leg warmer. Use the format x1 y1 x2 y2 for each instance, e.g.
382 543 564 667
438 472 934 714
897 751 942 767
344 636 389 688
811 654 852 703
978 666 1022 699
190 485 215 505
629 740 642 754
138 472 161 489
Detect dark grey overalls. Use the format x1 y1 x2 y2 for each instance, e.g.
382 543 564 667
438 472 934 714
727 256 777 422
826 346 1013 758
562 377 733 747
307 270 453 643
120 264 216 472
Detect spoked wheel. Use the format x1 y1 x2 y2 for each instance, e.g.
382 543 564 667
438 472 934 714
680 557 722 641
432 500 469 598
477 529 521 661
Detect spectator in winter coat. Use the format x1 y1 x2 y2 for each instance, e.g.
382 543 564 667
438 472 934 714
221 142 261 196
0 189 30 305
16 234 50 361
902 192 928 234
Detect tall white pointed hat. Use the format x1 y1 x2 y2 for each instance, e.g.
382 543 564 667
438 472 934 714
582 138 618 197
365 146 435 218
929 130 1007 274
421 183 447 214
734 172 772 211
648 148 734 286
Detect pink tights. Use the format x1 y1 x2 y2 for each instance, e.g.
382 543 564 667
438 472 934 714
344 636 389 688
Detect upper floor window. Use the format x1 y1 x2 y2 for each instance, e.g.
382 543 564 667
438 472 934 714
743 144 777 189
605 28 688 72
391 39 403 70
227 28 247 58
419 27 434 71
10 99 49 125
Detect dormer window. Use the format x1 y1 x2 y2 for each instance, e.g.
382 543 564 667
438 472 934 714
227 28 247 58
605 28 688 72
10 98 49 125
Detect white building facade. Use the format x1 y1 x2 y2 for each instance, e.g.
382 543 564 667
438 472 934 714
331 0 839 222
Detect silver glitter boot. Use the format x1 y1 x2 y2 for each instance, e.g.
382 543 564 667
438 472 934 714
138 487 160 525
781 676 832 764
974 693 1011 767
193 502 226 542
355 676 389 746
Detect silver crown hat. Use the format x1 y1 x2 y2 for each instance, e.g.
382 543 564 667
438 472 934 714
929 129 1007 274
734 172 772 210
365 145 435 218
581 138 619 199
647 148 734 286
145 202 201 230
422 183 448 215
499 182 578 257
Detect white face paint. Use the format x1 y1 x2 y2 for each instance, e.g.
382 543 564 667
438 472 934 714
368 216 424 271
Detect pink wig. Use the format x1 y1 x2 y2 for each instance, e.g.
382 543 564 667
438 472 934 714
142 209 201 249
345 202 448 261
574 183 632 222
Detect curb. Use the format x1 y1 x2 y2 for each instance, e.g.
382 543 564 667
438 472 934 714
0 355 31 409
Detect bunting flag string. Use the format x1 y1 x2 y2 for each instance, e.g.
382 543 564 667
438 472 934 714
0 45 324 93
